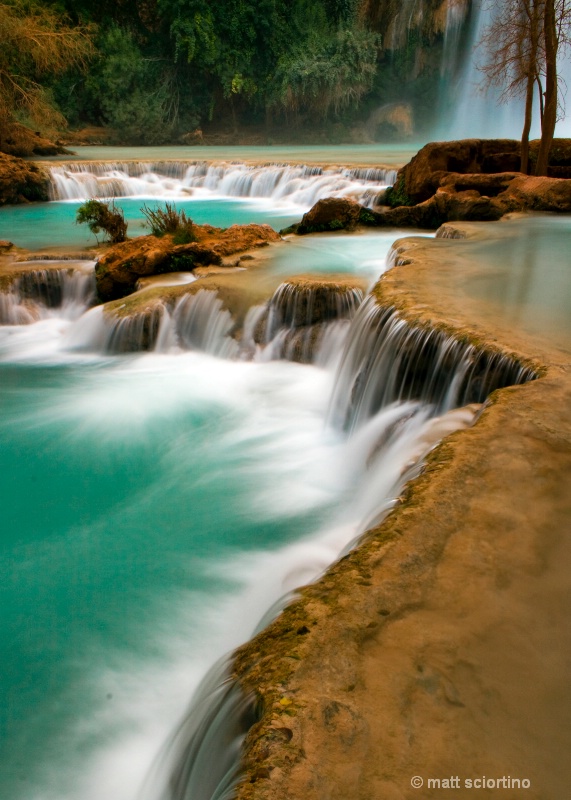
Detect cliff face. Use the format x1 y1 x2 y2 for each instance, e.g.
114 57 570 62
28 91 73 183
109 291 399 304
360 0 471 50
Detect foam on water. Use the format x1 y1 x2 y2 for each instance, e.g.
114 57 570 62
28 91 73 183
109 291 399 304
0 275 482 800
47 161 396 207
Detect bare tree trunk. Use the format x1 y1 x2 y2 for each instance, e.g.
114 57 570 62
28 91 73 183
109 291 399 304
536 76 545 123
536 0 558 175
521 72 535 173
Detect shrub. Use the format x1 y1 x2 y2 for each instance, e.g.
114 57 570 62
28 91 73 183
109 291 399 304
141 203 197 244
76 200 127 243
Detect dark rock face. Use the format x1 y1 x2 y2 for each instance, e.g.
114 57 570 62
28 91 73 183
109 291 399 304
391 139 521 204
297 197 362 234
0 152 49 205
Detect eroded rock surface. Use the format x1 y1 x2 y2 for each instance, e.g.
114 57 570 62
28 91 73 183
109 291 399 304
0 152 49 205
95 223 280 301
230 223 571 800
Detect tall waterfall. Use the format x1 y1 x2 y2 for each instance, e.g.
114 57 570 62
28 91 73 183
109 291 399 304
47 162 397 207
442 0 571 139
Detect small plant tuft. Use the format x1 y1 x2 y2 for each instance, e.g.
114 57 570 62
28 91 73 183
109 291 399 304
141 202 197 244
76 200 128 243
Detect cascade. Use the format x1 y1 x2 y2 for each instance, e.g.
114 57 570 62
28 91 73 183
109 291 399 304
143 291 538 800
249 280 364 364
443 0 571 138
64 305 163 353
172 291 239 359
328 297 537 431
0 266 95 325
47 162 397 206
142 659 256 800
65 290 239 357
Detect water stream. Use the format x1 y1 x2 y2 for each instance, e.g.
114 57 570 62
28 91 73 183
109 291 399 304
0 148 561 800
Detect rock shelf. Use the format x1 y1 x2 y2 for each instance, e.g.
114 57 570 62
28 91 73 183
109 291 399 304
230 221 571 800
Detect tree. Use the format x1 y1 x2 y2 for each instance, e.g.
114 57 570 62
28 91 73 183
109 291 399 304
480 0 571 175
76 200 127 243
0 1 93 140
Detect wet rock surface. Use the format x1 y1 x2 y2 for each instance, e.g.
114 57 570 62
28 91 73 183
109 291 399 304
296 197 362 234
95 223 280 302
230 223 571 800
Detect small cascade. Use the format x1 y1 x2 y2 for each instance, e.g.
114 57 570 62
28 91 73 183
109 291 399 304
64 305 163 353
47 161 397 206
140 659 257 800
0 291 37 325
0 267 96 325
172 291 239 359
253 280 364 364
329 298 537 430
64 290 239 357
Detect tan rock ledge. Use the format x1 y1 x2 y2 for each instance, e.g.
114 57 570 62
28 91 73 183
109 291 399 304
230 218 571 800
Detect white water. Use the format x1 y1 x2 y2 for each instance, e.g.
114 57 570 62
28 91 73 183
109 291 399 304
0 251 485 800
444 0 571 138
47 162 396 208
0 263 96 326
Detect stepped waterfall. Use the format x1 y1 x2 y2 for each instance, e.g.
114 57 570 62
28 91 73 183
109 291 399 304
0 244 537 799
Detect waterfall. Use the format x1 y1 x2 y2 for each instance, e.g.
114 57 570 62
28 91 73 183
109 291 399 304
172 291 239 359
442 0 571 139
64 305 163 353
0 266 95 325
328 298 537 431
65 290 239 357
141 659 257 800
47 162 397 206
250 281 364 364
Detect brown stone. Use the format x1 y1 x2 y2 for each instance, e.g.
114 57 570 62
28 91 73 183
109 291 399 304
95 223 280 302
0 122 69 157
0 152 49 205
394 139 522 204
230 221 571 800
297 197 362 234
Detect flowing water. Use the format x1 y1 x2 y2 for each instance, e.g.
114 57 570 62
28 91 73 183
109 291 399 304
0 147 556 800
444 0 571 138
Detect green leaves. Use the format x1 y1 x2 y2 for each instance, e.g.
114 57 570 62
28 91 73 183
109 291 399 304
76 200 127 243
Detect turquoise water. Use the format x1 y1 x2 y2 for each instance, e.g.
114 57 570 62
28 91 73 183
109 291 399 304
0 198 300 250
3 145 570 800
0 176 423 799
0 345 357 800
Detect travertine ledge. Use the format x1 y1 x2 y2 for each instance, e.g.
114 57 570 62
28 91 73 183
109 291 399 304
230 220 571 800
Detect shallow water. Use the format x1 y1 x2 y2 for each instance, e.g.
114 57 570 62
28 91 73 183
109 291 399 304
446 216 571 346
36 144 421 166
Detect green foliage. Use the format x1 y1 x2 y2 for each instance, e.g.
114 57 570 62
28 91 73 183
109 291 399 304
76 199 127 242
84 25 179 145
385 178 413 208
28 0 471 141
271 23 380 120
141 202 197 244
